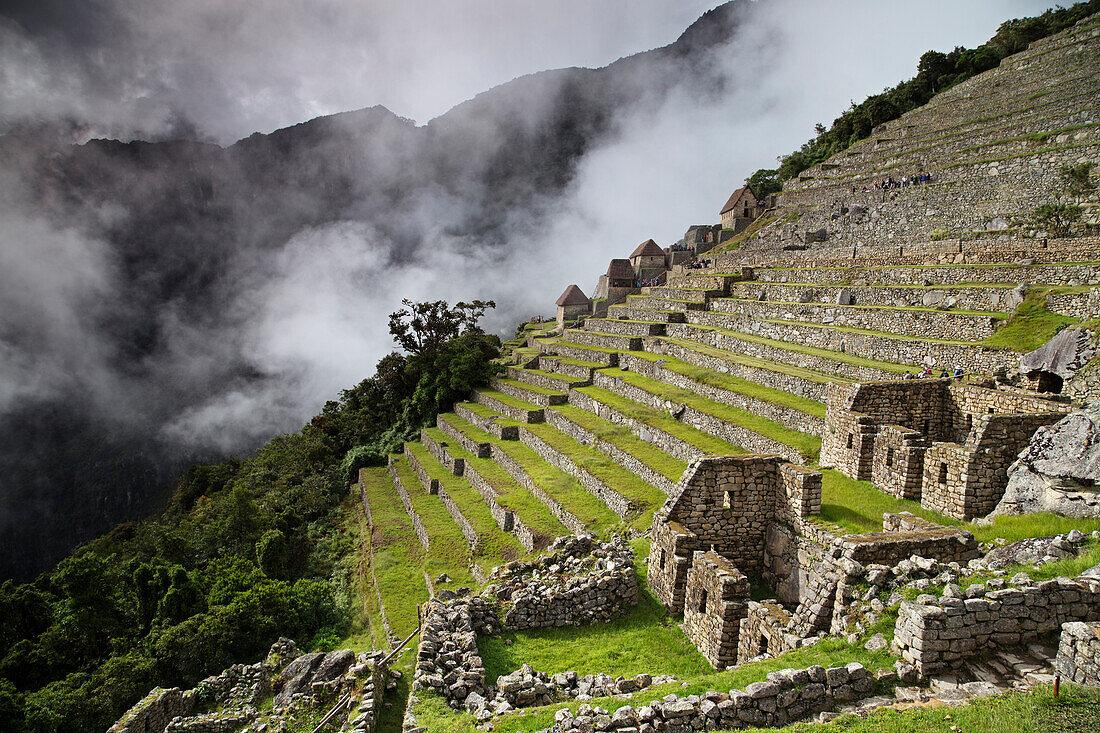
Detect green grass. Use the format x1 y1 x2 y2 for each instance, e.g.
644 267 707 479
819 469 1100 544
388 454 475 585
575 384 746 456
553 404 689 482
982 293 1078 351
407 437 527 569
751 684 1100 733
447 410 621 532
357 468 430 639
631 350 825 419
661 337 845 385
474 388 543 413
435 416 569 540
676 323 912 374
603 368 822 461
522 421 667 531
493 376 566 398
478 538 710 683
509 366 585 386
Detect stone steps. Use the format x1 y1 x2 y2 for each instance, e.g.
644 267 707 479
729 280 1022 312
505 365 590 391
472 388 545 423
561 328 643 352
682 311 1020 375
425 425 566 551
663 322 906 383
490 377 568 407
617 351 825 437
605 304 688 323
708 297 1004 342
648 337 839 403
589 368 819 464
751 261 1100 287
584 317 667 337
441 411 619 534
624 294 707 312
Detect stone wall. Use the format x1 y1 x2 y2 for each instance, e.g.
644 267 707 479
648 338 828 403
473 390 544 423
491 377 567 407
730 281 1015 312
405 443 479 552
894 574 1100 677
516 423 635 518
413 595 494 707
682 551 749 669
709 297 1000 341
389 459 431 551
737 601 799 663
543 662 879 732
751 261 1100 288
618 352 823 437
591 371 806 464
545 408 679 495
491 536 638 629
454 402 519 440
686 310 1020 374
563 329 642 352
567 388 705 464
664 323 897 383
485 443 587 535
1055 621 1100 686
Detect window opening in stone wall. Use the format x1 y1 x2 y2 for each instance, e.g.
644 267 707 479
987 406 995 414
922 418 930 435
846 433 853 449
723 490 734 509
760 634 769 655
699 589 708 614
939 462 948 484
886 447 894 466
660 549 666 569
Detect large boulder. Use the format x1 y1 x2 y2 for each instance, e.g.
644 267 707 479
1019 327 1095 381
993 404 1100 518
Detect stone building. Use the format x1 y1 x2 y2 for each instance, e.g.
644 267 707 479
629 238 667 277
648 456 979 670
554 284 591 326
821 379 1072 519
604 258 637 306
719 185 760 231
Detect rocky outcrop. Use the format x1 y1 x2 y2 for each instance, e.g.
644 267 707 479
1019 327 1096 380
979 530 1090 570
995 404 1100 518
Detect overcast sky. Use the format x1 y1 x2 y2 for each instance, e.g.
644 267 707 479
0 0 1062 144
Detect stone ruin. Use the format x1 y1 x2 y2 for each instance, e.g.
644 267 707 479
820 379 1072 519
109 639 393 733
405 535 640 729
646 455 979 671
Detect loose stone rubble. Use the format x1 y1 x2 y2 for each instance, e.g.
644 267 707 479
109 639 391 733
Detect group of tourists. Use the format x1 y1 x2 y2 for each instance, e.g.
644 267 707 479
904 366 966 380
670 243 694 252
858 172 933 192
635 277 662 287
686 259 713 269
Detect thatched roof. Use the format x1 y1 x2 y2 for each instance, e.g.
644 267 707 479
719 185 757 215
606 259 635 281
629 239 664 258
555 284 590 307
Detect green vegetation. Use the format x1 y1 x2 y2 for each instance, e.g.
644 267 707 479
662 337 844 385
676 323 912 374
983 292 1076 351
1030 202 1085 237
575 384 745 456
752 1 1100 184
552 404 689 482
478 539 709 682
604 368 821 461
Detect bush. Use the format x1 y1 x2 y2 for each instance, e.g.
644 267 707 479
1030 203 1083 237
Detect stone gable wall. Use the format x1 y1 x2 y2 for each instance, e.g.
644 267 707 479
682 551 749 670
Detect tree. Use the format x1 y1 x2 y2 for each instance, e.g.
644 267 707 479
746 169 781 198
388 299 496 359
1061 162 1096 198
1030 203 1083 237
